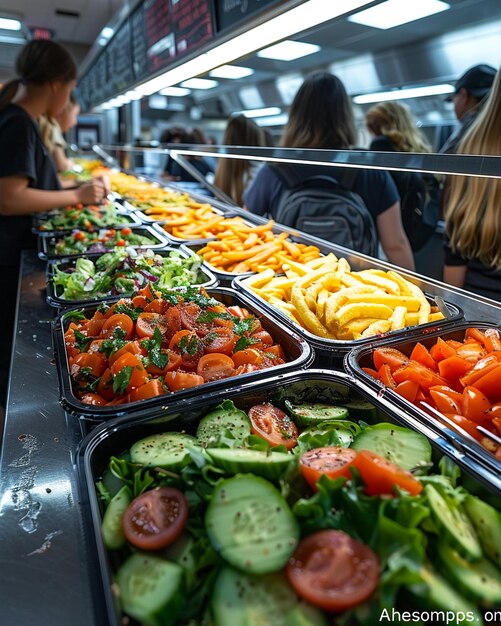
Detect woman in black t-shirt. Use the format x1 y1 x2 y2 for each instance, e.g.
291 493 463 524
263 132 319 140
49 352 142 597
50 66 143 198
443 66 501 302
0 40 109 405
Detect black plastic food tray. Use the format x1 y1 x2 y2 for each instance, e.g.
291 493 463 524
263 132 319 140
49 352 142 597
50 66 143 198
38 224 170 261
45 244 218 309
53 286 313 421
76 369 500 626
346 321 501 479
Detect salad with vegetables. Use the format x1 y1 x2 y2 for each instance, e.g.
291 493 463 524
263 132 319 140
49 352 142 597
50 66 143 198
96 384 501 626
37 202 132 232
52 248 208 301
64 285 287 406
50 227 157 256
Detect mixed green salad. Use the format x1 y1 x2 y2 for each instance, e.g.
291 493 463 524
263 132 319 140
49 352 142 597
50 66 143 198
51 248 208 301
37 202 133 232
96 383 501 626
49 227 157 256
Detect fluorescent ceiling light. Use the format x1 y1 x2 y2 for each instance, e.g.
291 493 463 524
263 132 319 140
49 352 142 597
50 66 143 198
348 0 450 30
237 106 282 118
159 86 191 97
101 27 114 39
117 94 131 104
209 64 254 79
353 83 455 104
180 78 218 90
125 90 142 100
149 95 168 109
257 40 320 61
0 17 22 31
134 0 373 96
256 113 289 127
108 98 122 107
0 34 24 44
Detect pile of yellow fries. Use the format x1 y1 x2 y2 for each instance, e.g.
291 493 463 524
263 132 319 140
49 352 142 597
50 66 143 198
198 221 321 273
242 254 445 340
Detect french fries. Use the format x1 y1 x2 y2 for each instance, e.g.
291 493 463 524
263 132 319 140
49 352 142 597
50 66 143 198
242 255 445 341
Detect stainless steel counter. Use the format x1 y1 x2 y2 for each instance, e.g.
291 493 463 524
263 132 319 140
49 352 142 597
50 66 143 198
0 252 99 626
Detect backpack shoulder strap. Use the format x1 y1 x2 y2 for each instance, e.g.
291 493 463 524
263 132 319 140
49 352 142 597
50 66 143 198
336 167 358 191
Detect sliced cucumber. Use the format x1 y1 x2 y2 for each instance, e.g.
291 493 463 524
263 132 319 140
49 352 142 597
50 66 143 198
116 553 185 626
284 401 348 427
464 495 501 569
130 433 198 471
196 400 251 447
408 566 483 623
206 474 299 575
207 448 294 481
211 567 326 626
425 485 482 561
162 532 197 590
351 423 431 470
340 399 378 421
101 484 131 550
437 541 501 606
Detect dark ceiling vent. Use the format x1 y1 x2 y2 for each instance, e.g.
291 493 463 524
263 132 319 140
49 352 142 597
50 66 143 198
55 9 80 18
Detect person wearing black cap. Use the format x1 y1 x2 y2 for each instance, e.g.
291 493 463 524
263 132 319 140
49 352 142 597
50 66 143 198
440 63 496 154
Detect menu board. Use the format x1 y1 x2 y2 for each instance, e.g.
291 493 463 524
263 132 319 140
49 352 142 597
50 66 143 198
171 0 213 59
106 19 134 92
215 0 282 32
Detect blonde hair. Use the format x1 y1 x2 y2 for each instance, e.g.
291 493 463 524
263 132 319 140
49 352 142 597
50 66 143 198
365 102 431 153
214 115 265 206
38 114 58 153
445 67 501 270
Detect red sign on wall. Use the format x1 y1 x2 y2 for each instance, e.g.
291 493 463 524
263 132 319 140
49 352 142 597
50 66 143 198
30 27 54 40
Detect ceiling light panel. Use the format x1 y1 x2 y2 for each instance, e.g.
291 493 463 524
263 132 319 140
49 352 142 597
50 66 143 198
180 78 218 90
353 83 455 104
256 113 289 126
257 40 320 61
348 0 450 30
209 64 254 79
159 87 192 96
236 106 282 118
0 17 22 30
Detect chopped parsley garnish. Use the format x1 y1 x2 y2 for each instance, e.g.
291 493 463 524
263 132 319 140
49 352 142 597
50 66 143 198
233 317 257 336
97 302 111 315
99 327 127 357
264 352 278 360
64 309 86 323
77 366 93 381
178 333 200 355
233 336 260 353
141 327 168 370
113 303 142 321
196 310 237 325
112 366 134 395
74 329 92 352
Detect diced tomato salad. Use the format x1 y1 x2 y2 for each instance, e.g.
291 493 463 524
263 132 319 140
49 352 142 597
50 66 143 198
364 327 501 458
64 284 287 406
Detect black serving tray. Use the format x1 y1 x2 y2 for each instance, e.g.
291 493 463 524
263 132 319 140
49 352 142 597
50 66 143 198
33 204 142 235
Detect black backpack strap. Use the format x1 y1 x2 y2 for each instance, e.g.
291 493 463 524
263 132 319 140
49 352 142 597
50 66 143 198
336 167 358 191
270 162 358 191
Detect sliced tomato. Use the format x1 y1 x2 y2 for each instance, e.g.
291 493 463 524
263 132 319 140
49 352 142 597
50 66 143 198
455 342 486 363
372 347 408 373
472 364 501 403
486 403 501 421
108 341 143 367
462 386 492 426
264 344 285 361
394 379 419 403
128 379 166 402
87 339 104 354
443 413 483 441
485 328 501 353
169 329 193 350
136 312 169 339
101 313 134 339
86 316 106 337
136 282 159 302
378 363 397 388
164 306 182 340
429 385 463 406
122 487 188 551
164 371 204 392
465 327 487 345
410 342 438 372
362 367 380 380
79 392 107 406
233 364 259 376
110 353 148 392
71 352 107 379
429 389 463 415
231 348 263 368
196 353 235 382
226 305 251 319
248 403 298 450
429 337 457 362
300 447 358 490
446 339 464 350
460 355 501 387
249 330 273 351
351 450 423 496
169 330 204 370
437 355 472 381
144 299 165 314
97 368 114 401
286 530 379 612
203 327 237 355
393 361 447 389
179 302 210 335
493 417 501 435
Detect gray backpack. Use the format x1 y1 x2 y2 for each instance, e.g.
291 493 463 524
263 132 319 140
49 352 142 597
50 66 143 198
270 164 378 257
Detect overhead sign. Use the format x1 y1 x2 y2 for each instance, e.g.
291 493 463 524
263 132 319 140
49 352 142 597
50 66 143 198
214 0 283 32
29 26 54 40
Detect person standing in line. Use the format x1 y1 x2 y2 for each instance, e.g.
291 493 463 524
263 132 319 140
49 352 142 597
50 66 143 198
214 115 266 206
0 40 109 406
440 64 496 154
244 72 414 271
443 66 501 301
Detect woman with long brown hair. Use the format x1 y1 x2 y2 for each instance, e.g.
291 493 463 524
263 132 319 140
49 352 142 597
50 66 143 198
244 72 414 270
214 115 265 206
444 66 501 300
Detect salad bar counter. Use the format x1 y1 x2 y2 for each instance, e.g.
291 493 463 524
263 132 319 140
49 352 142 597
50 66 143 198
0 162 500 626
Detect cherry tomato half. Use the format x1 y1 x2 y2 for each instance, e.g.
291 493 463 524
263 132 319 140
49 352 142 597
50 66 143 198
351 450 423 497
248 403 298 450
286 530 379 612
300 447 358 491
122 487 188 551
196 353 235 382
